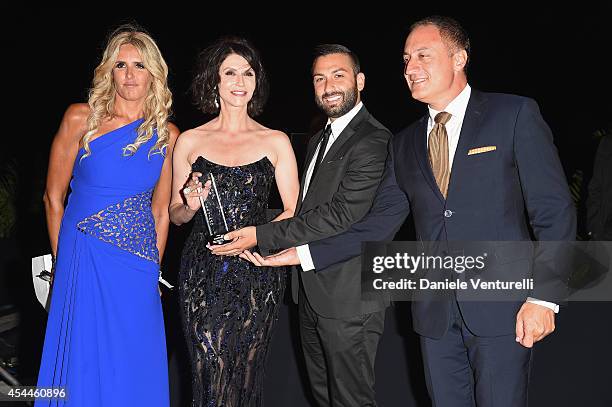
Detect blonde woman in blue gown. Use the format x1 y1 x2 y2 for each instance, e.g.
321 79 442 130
36 25 178 406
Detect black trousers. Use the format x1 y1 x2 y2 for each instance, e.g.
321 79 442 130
420 300 532 407
298 286 385 407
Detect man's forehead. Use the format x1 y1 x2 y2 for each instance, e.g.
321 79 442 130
404 30 444 52
314 53 352 67
403 45 433 54
313 65 351 74
406 25 442 43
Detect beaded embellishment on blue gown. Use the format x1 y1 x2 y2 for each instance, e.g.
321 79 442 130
179 156 285 407
35 119 169 406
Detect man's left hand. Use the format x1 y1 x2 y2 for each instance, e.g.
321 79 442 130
515 301 556 348
209 226 257 256
240 247 301 267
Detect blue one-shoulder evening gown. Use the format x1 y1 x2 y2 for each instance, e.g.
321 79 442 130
35 119 168 406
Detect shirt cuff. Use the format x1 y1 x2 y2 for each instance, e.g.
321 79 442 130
526 297 559 313
296 244 315 272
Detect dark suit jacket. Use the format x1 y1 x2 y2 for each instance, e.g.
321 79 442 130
308 90 576 338
256 106 391 319
587 135 612 240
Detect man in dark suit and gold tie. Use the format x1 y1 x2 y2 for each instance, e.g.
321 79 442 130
212 44 392 406
244 16 575 407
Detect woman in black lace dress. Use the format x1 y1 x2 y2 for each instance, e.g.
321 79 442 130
169 37 299 406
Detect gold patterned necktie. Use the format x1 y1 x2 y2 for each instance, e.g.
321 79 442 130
428 111 452 198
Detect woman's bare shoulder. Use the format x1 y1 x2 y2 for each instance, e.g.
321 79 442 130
174 123 216 153
167 121 180 136
261 128 291 147
63 103 90 127
57 103 90 143
182 119 220 137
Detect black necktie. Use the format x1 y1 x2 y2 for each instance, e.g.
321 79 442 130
311 124 332 181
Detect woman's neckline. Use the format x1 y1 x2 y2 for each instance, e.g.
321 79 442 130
80 118 143 151
195 155 273 169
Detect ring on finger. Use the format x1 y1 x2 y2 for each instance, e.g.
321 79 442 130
184 187 191 194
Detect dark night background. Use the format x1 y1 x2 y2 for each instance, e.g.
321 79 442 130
1 4 612 406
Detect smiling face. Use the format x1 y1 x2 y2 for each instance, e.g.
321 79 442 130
403 24 467 111
217 53 256 109
112 43 153 102
312 53 365 119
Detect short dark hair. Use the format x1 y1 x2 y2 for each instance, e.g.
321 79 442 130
191 36 269 117
312 44 361 75
411 16 471 67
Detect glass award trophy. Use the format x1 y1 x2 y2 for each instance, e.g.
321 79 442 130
199 173 232 245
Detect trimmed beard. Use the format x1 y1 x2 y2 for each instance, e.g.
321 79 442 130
315 85 359 118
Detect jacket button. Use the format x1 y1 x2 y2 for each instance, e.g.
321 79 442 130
444 209 453 218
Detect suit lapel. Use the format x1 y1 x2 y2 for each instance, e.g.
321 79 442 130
323 106 369 162
303 128 324 177
296 129 324 214
413 114 445 203
447 90 487 198
302 106 370 204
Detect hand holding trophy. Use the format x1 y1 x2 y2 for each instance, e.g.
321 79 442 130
199 172 233 245
183 171 210 212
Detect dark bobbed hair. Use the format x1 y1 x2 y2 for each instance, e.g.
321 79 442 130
410 15 471 69
312 44 361 75
191 36 269 117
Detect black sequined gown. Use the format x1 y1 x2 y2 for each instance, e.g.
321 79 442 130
179 156 285 407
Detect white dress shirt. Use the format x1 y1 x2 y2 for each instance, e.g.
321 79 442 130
297 91 558 313
426 84 471 168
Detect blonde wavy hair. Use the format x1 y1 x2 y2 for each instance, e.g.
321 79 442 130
81 25 172 159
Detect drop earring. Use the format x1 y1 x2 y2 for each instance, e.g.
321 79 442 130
214 86 220 109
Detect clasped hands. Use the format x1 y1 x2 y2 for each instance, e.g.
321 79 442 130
184 168 296 264
209 226 555 349
208 226 258 257
208 227 300 266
